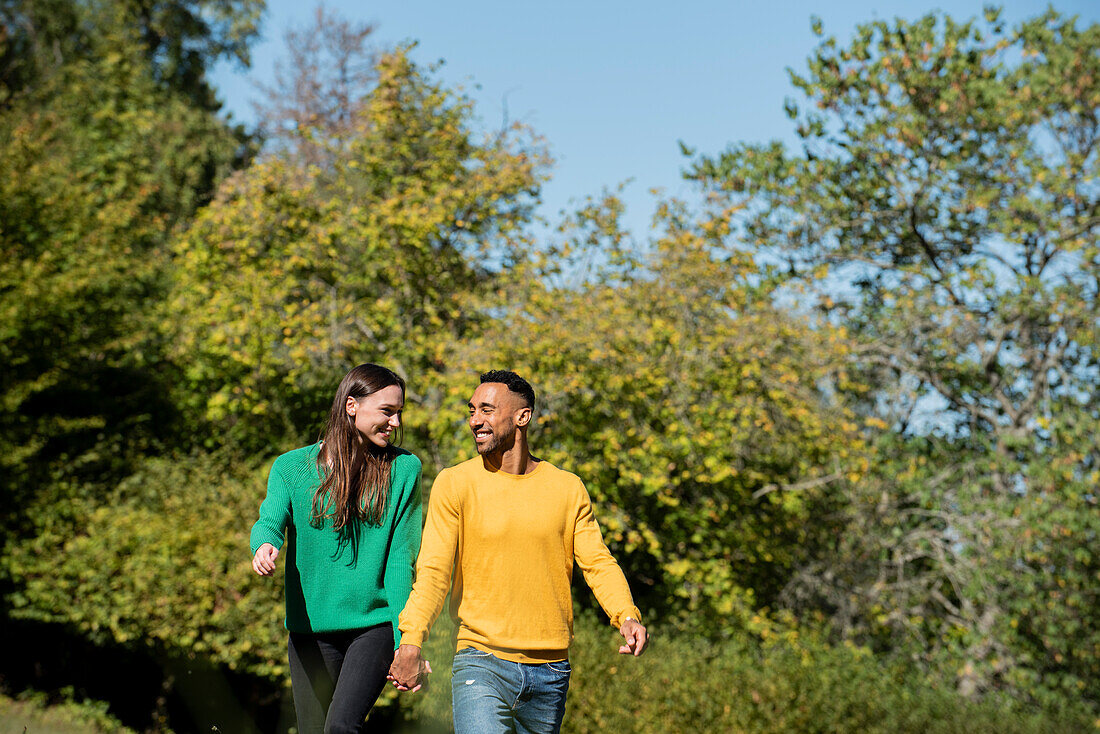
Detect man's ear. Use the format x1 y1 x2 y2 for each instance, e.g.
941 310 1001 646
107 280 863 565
516 406 532 427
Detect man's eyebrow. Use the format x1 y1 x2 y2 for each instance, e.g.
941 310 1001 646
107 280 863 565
468 401 496 409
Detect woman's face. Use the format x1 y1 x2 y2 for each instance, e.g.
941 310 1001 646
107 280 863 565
346 384 404 447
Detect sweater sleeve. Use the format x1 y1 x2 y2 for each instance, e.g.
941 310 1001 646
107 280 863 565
384 456 423 650
572 481 642 628
250 456 293 555
398 468 461 648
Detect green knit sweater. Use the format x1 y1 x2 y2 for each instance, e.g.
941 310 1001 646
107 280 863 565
250 443 422 646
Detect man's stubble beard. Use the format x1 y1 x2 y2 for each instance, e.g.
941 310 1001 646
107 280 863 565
475 429 515 456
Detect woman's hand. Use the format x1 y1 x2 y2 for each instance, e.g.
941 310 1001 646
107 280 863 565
252 543 279 576
408 659 433 693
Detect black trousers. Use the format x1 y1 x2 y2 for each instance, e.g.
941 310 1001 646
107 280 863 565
287 624 394 734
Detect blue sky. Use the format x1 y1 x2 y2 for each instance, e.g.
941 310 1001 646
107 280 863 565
211 1 1099 237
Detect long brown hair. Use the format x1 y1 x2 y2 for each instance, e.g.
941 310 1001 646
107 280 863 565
312 363 405 530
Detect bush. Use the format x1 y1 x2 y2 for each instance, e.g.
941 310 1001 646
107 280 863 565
562 612 1090 734
0 688 134 734
385 610 1090 733
7 452 287 679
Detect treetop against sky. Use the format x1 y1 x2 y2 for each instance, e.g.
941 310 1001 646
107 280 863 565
211 0 1100 236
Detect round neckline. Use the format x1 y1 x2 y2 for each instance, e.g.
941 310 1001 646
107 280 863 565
483 458 546 479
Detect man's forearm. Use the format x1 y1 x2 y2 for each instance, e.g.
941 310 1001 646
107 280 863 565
397 565 450 648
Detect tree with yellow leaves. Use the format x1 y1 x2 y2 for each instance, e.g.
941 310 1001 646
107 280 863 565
422 190 864 630
168 49 549 452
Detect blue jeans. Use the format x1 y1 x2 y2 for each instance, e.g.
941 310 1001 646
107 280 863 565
451 648 571 734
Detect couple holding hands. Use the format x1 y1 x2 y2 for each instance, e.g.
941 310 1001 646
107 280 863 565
250 364 648 733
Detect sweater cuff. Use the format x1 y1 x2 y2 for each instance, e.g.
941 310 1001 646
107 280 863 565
249 531 283 556
398 628 426 648
610 606 642 629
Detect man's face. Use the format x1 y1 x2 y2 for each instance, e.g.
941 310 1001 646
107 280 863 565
468 382 527 455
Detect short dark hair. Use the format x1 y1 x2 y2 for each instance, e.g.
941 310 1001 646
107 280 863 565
480 370 535 411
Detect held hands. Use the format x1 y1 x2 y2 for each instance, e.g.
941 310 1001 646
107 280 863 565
387 644 432 693
618 618 649 656
252 543 279 576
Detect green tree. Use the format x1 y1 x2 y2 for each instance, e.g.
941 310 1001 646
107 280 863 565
0 0 263 109
0 16 250 630
422 192 864 630
167 49 549 454
689 8 1099 705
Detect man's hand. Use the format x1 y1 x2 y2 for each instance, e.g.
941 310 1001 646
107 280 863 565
387 644 428 691
618 618 648 656
252 543 279 576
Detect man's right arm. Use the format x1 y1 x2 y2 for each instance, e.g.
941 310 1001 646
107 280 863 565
390 469 462 689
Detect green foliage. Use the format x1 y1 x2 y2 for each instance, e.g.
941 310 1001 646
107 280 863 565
0 20 244 557
167 49 548 453
1007 410 1100 705
0 688 135 734
688 7 1100 706
573 621 1091 733
7 452 287 678
389 611 1092 734
824 423 1100 709
418 192 865 630
0 0 264 109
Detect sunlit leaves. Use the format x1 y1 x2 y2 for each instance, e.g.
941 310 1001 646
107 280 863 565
167 49 549 451
0 22 241 540
689 8 1100 703
6 455 288 676
426 194 862 631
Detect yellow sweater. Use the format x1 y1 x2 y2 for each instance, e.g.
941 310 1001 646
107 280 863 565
398 457 641 663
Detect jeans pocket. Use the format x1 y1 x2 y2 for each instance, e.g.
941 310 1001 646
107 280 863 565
544 660 571 675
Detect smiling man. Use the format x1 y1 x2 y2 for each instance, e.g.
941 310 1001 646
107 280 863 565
388 370 647 733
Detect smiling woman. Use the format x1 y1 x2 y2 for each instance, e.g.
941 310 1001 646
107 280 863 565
312 365 407 529
249 363 425 734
